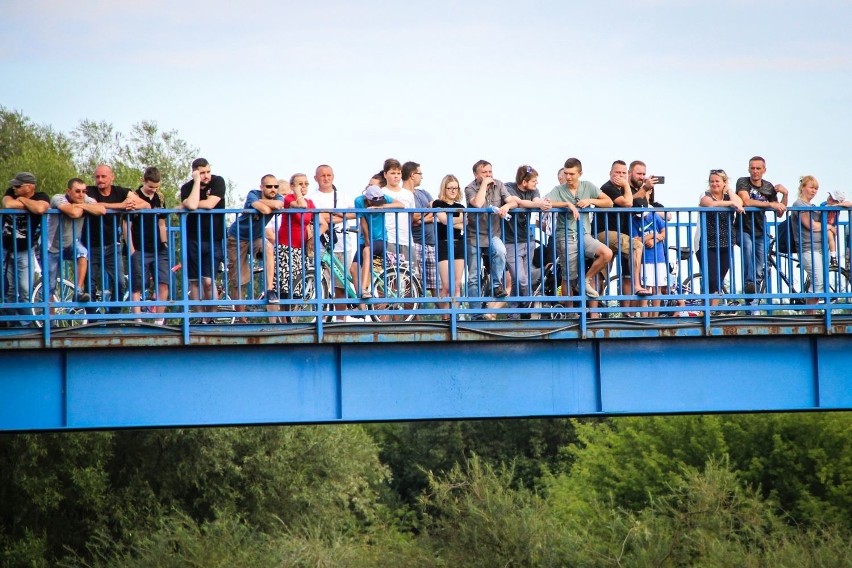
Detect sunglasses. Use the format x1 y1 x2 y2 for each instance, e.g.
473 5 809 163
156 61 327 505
264 184 280 189
709 169 726 176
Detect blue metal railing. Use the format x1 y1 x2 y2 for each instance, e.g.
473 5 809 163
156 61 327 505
2 205 851 342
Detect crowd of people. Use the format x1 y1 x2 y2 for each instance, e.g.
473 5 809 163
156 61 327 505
2 155 850 326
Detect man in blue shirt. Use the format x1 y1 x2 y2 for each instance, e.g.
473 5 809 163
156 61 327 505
226 174 285 314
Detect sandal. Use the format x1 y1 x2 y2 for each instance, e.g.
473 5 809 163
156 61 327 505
361 289 373 299
635 288 654 296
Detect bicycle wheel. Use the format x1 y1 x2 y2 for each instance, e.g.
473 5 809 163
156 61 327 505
369 267 421 322
211 291 237 324
599 275 622 314
826 267 852 305
288 271 321 324
681 273 736 307
31 278 89 327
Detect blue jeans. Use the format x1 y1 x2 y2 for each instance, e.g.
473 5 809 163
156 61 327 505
738 231 767 290
3 250 34 323
47 242 88 296
466 235 506 310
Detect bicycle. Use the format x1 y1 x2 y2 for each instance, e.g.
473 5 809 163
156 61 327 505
675 237 850 310
314 235 422 322
29 266 89 328
599 245 703 317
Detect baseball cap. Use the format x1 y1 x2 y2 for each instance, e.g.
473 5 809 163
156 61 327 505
827 190 846 202
9 172 37 187
363 185 385 200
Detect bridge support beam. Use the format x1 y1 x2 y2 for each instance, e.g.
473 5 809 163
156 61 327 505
2 336 851 432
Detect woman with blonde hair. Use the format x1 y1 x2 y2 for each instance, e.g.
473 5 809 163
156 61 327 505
432 175 466 319
792 175 824 308
697 169 744 306
275 173 326 302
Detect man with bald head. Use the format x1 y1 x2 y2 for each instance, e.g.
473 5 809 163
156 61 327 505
86 164 149 310
226 173 285 319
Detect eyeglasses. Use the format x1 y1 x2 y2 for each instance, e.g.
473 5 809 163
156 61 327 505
446 186 460 191
264 184 280 189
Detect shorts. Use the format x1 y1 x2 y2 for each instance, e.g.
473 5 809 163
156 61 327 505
354 240 386 266
556 234 606 283
226 236 266 288
640 262 670 289
437 239 465 262
130 249 172 293
186 239 224 281
412 242 437 289
46 241 88 295
597 230 642 276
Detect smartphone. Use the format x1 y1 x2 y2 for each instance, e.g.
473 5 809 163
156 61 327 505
654 176 665 184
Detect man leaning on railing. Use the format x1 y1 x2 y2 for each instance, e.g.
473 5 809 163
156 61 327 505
45 178 107 304
545 157 613 299
2 173 49 327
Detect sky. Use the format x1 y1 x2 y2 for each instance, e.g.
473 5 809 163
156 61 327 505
2 0 852 207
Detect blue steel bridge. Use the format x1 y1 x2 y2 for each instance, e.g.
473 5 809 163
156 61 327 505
1 205 851 432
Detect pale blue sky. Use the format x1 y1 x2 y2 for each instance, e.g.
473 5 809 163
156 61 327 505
3 0 851 206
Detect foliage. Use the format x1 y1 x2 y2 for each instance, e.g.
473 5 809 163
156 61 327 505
418 454 566 568
0 107 77 196
554 459 852 567
0 426 389 566
721 412 852 527
367 418 577 508
70 119 198 207
549 414 852 529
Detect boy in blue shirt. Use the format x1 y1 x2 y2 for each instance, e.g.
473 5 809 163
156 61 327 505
354 185 403 297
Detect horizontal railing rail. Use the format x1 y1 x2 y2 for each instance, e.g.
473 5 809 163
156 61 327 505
2 205 851 343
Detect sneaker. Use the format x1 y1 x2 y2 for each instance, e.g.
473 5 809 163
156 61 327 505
584 278 599 298
76 291 91 303
492 285 508 298
505 313 520 321
744 281 756 294
153 318 166 326
266 290 280 304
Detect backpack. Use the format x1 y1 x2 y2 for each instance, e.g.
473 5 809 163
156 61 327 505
776 218 798 254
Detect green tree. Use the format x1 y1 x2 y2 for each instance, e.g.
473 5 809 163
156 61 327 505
70 119 198 207
0 107 76 196
368 418 577 508
418 454 566 568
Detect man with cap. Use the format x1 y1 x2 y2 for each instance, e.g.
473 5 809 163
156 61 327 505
2 173 50 325
734 156 788 297
821 190 852 269
45 178 107 304
353 184 403 298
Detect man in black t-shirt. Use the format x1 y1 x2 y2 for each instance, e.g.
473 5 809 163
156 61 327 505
734 156 788 295
594 160 652 298
180 157 227 316
86 164 150 311
2 172 50 325
127 166 171 324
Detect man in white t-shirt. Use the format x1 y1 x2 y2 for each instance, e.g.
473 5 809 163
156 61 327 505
306 164 359 319
381 159 416 262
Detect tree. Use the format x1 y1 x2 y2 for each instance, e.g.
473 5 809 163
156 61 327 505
70 119 198 207
0 107 76 196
